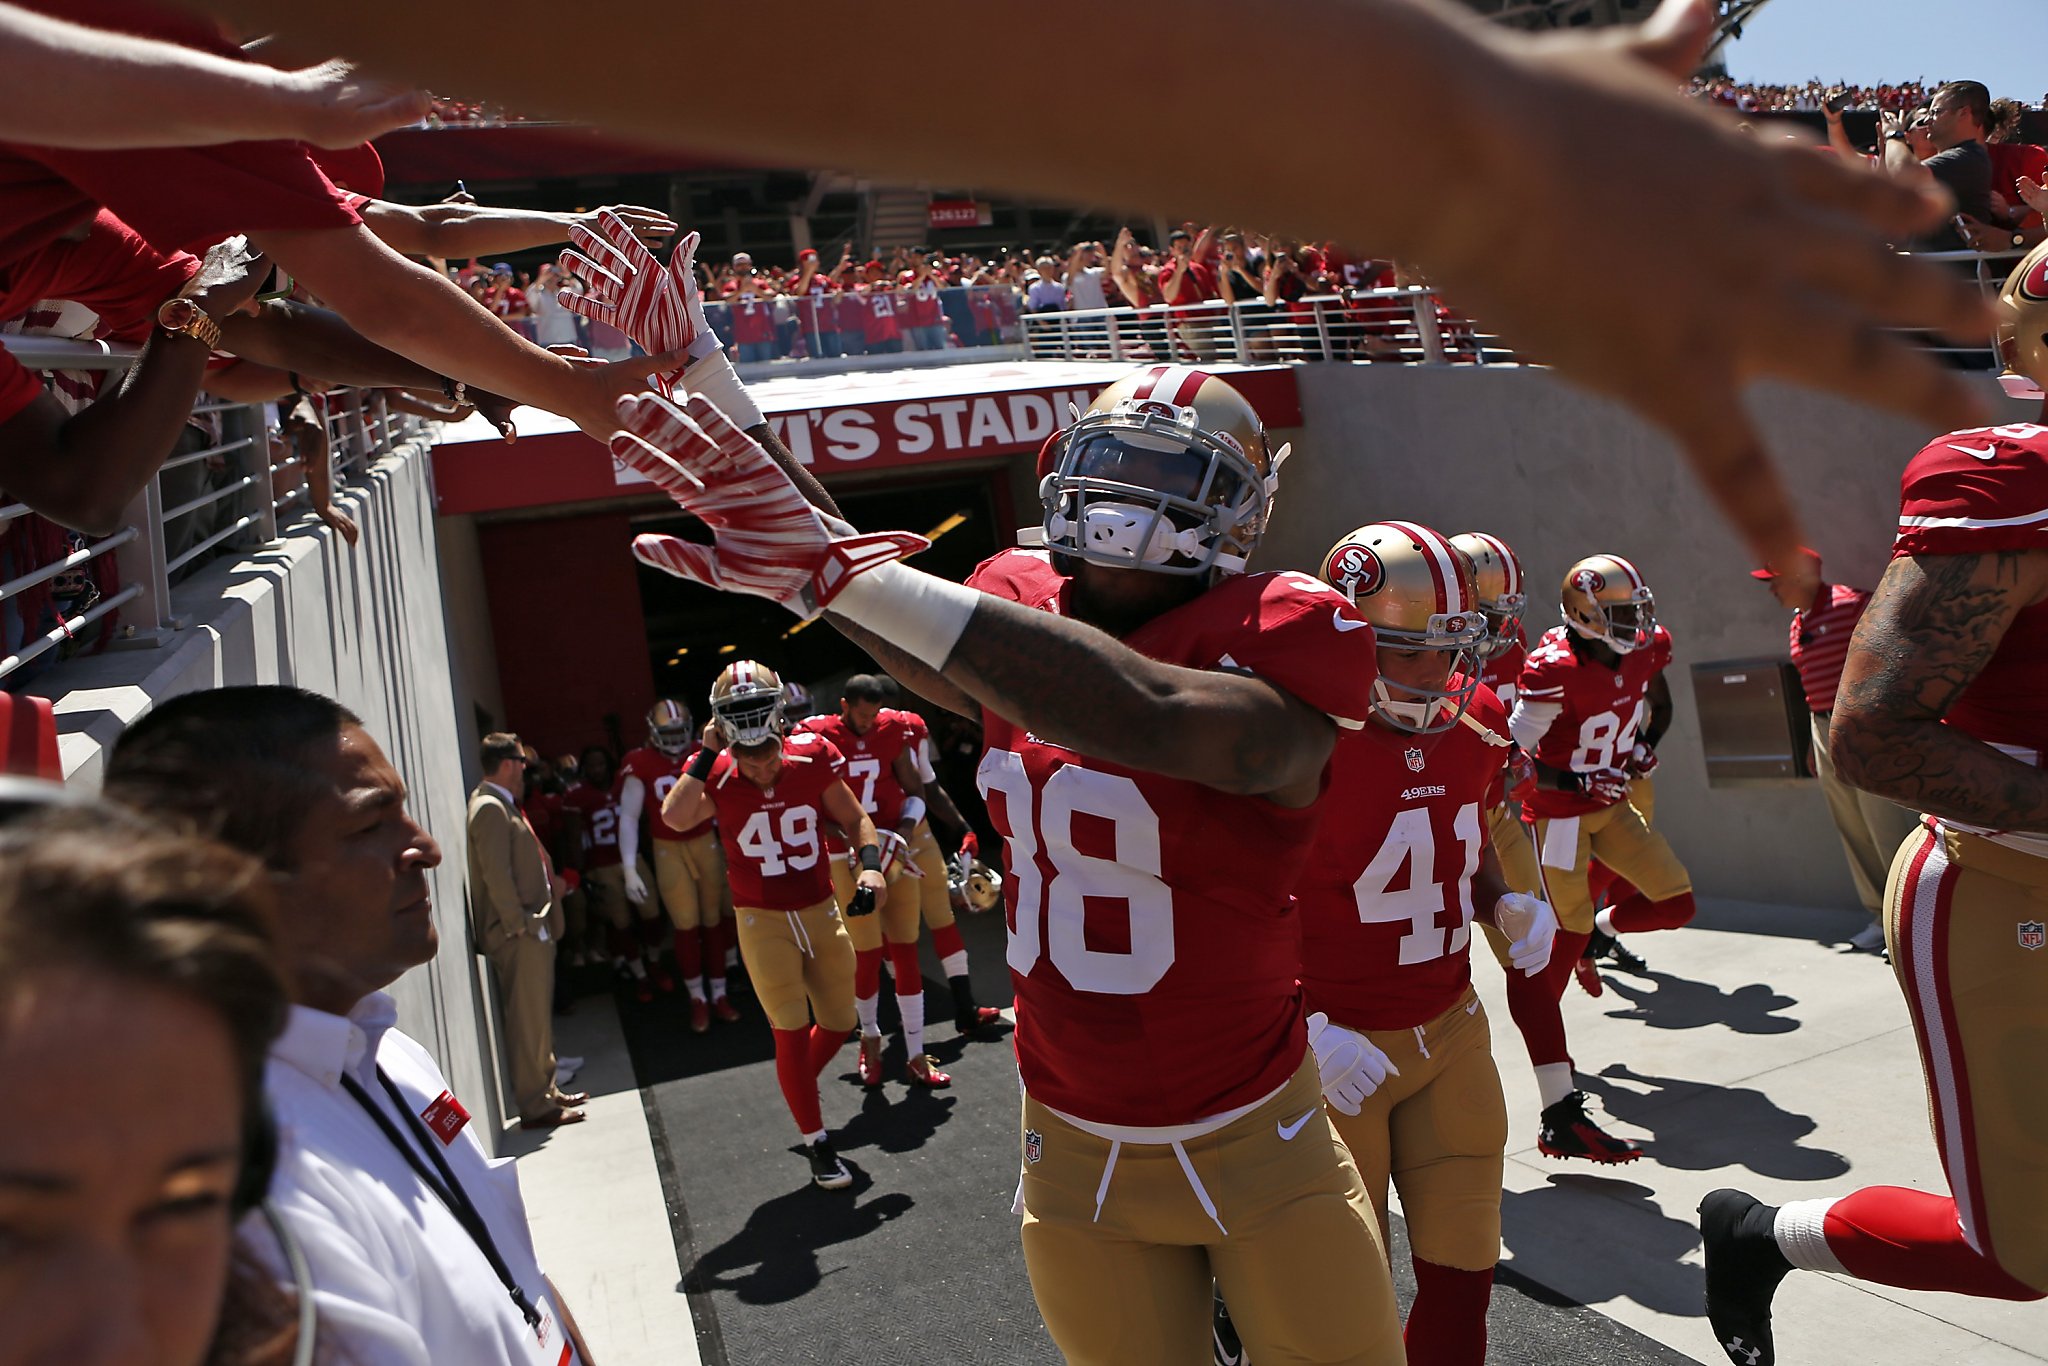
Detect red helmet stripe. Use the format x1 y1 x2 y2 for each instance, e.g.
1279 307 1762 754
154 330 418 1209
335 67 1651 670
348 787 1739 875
1609 556 1644 592
1474 532 1520 596
1383 520 1459 614
1168 366 1212 406
1131 365 1173 400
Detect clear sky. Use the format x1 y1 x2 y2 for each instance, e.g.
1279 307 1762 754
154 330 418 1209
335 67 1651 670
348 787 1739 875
1718 0 2048 102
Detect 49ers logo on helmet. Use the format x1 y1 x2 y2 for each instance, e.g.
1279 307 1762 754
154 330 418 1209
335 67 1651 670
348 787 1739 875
1571 567 1606 594
2021 252 2048 303
1134 400 1179 420
1331 543 1384 597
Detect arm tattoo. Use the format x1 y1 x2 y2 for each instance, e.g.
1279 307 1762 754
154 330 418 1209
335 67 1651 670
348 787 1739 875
942 594 1333 798
1831 551 2048 832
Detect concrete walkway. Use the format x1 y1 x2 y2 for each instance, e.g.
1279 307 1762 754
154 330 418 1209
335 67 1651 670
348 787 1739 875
517 900 2048 1365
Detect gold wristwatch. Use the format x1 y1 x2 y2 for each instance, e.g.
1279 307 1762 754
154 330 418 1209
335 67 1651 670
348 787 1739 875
156 296 223 350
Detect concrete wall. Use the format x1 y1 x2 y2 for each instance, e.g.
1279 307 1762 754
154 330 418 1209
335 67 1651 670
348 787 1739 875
1261 364 2035 911
42 436 510 1140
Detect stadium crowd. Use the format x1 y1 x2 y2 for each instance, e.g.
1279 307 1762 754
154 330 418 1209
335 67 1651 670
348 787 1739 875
0 0 2043 1364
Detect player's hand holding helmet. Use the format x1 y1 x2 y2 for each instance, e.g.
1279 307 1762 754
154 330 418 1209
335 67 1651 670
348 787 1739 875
1493 892 1558 976
1306 1010 1398 1115
855 829 923 879
615 392 928 619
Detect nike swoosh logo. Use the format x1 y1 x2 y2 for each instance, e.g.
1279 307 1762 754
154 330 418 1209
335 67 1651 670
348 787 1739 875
1212 1332 1244 1366
1948 442 1998 460
1277 1108 1320 1141
1332 610 1370 633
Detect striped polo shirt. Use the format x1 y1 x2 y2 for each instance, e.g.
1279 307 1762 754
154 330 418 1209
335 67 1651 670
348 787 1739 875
1789 582 1870 715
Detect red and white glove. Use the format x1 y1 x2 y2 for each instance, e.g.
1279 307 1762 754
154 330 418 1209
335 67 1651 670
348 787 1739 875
1624 741 1660 778
1577 767 1634 806
559 213 694 390
615 392 927 619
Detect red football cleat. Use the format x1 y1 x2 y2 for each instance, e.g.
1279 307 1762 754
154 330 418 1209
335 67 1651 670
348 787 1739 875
653 967 676 995
711 995 741 1024
906 1054 952 1088
688 997 711 1033
1572 955 1605 998
857 1033 884 1087
957 1004 1005 1034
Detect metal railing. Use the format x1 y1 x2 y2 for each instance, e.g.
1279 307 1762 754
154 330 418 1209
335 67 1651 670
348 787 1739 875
1020 287 1514 367
703 284 1027 364
0 337 426 686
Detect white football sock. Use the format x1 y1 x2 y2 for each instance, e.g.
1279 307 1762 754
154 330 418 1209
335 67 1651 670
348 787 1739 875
625 957 647 980
1534 1062 1576 1110
709 975 728 1001
685 978 707 1003
940 950 969 978
1774 1199 1848 1273
1594 906 1616 937
899 991 925 1059
802 1127 827 1146
856 993 880 1036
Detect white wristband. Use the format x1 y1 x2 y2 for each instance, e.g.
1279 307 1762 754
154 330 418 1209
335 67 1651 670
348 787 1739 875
829 560 981 669
899 795 927 827
680 348 765 429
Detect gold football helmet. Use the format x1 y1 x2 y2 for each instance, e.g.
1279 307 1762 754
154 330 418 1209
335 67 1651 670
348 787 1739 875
646 698 693 755
1027 365 1287 578
1319 521 1485 733
1560 554 1656 653
947 848 1004 914
1449 531 1526 661
709 660 787 749
1996 237 2048 400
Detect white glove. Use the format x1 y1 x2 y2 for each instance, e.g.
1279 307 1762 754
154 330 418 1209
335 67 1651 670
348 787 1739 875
1306 1011 1397 1116
615 392 928 620
1493 892 1558 976
622 862 649 906
1625 741 1660 778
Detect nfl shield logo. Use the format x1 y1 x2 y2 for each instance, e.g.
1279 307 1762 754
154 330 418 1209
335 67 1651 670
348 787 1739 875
1024 1129 1043 1164
2020 921 2046 951
1404 747 1426 773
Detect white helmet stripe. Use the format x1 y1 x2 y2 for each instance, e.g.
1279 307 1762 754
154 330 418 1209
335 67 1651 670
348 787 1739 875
1383 520 1463 614
1131 365 1174 400
1609 556 1645 593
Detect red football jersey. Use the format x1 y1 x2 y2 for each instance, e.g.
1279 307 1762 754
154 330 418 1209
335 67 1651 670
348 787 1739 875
618 746 713 840
967 548 1380 1126
1296 686 1512 1030
794 709 918 849
1515 623 1673 819
1478 627 1527 706
704 731 848 912
1893 423 2048 762
561 780 621 869
862 290 901 342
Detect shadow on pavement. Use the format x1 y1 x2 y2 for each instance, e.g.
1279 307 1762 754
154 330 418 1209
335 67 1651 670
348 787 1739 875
1598 969 1801 1035
1500 1173 1704 1317
681 1160 915 1307
1584 1065 1850 1181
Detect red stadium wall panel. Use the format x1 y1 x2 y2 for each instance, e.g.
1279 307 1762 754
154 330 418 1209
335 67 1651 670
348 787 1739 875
477 510 657 760
431 362 1303 517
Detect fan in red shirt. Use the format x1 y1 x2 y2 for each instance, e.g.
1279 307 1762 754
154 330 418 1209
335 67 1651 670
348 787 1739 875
898 247 948 351
1507 554 1693 1162
560 745 668 1001
662 660 884 1192
618 700 738 1031
859 268 903 353
1703 259 2048 1362
1291 521 1558 1366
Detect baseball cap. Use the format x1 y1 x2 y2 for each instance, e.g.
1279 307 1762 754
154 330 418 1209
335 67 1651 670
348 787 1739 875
732 251 753 264
1750 546 1821 580
798 248 818 260
491 262 513 275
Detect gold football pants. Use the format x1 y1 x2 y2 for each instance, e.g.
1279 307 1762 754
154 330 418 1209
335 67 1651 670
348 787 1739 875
1018 1056 1404 1366
1530 797 1691 935
651 830 731 931
1887 823 2048 1289
733 897 857 1033
1329 988 1507 1273
585 858 658 930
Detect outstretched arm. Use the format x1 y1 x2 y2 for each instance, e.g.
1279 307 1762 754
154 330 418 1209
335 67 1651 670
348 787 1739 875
1831 549 2048 831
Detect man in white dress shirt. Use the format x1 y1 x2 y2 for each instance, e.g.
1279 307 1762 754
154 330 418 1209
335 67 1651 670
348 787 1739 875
104 685 596 1365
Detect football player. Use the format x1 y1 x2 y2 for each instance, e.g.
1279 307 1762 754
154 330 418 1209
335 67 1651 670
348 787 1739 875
796 675 952 1087
560 744 668 1002
662 660 879 1190
1508 554 1694 1161
1295 521 1559 1364
608 363 1408 1364
1700 246 2048 1366
619 699 739 1031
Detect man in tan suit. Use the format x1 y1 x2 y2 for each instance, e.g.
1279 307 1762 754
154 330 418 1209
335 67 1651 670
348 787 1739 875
468 732 586 1129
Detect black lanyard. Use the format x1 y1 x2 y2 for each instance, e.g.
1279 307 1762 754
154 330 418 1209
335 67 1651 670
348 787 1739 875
339 1067 542 1330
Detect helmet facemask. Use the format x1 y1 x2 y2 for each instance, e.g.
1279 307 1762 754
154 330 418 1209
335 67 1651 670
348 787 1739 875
1369 613 1488 735
1038 403 1272 578
1476 595 1525 660
1570 596 1656 654
712 689 786 750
